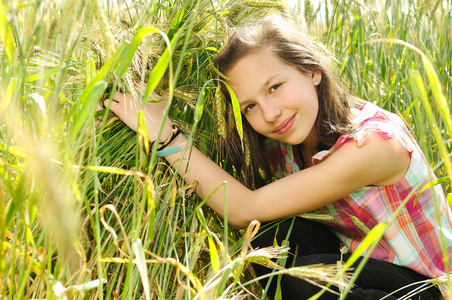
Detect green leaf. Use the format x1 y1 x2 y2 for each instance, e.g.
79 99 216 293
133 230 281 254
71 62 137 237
343 222 388 270
132 239 151 300
5 199 17 230
414 177 450 205
24 66 60 83
145 28 181 100
223 82 243 141
70 80 107 139
0 77 16 114
0 1 15 63
421 55 452 136
207 233 220 273
69 43 128 138
168 6 185 39
408 68 452 183
137 111 150 154
193 79 216 123
274 239 290 300
194 90 206 122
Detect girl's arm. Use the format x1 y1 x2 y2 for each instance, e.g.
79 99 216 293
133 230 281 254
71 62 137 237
106 92 410 229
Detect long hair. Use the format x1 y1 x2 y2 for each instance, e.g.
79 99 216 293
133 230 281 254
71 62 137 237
214 15 360 189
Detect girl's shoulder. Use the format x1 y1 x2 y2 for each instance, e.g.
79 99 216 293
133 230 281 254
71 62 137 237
313 102 417 166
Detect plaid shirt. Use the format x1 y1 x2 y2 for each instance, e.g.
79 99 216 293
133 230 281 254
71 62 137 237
266 102 452 292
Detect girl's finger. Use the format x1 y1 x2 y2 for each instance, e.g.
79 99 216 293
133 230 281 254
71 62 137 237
102 99 113 109
102 99 122 116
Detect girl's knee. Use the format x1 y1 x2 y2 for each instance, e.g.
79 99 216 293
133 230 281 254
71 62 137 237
279 274 339 300
295 253 344 266
347 288 397 300
251 217 341 253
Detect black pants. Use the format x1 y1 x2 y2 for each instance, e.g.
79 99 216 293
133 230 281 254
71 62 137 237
251 217 444 300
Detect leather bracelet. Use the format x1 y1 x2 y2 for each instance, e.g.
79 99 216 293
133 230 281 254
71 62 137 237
157 122 182 150
150 122 183 151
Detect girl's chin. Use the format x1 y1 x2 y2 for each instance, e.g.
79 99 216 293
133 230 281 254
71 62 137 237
272 136 306 145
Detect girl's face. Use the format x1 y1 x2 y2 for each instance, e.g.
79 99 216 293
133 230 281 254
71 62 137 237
226 50 322 148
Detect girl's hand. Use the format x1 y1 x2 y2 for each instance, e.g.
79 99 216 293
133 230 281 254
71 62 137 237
104 91 173 142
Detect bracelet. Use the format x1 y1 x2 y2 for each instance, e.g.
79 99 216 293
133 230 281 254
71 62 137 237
158 122 182 150
156 141 187 157
151 122 182 151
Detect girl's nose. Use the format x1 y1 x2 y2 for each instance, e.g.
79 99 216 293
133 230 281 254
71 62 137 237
261 100 282 122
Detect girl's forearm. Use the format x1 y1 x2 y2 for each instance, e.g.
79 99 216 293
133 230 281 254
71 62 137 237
162 134 254 229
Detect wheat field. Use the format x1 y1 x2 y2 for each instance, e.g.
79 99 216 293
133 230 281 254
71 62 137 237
0 0 451 299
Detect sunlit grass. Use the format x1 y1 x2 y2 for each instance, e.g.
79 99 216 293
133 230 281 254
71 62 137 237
0 0 451 299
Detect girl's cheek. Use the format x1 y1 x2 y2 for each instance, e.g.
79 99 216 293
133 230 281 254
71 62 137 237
247 117 262 132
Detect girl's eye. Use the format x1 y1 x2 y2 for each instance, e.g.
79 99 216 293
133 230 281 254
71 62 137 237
244 104 256 113
270 84 281 93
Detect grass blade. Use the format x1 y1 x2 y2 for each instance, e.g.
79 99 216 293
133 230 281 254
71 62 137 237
132 239 151 300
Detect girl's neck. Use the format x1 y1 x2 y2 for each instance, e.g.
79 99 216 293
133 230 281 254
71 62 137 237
301 129 319 166
300 144 317 168
293 141 318 169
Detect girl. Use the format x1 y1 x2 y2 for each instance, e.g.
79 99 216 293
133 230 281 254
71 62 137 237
104 15 451 299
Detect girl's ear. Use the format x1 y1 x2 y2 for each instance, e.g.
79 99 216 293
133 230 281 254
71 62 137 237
312 70 322 86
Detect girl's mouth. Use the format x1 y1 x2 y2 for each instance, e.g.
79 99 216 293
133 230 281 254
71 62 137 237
273 115 296 134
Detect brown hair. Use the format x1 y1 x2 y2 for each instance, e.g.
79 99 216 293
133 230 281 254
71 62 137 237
214 15 360 189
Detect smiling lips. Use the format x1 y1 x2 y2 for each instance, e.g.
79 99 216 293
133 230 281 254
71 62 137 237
273 115 296 134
